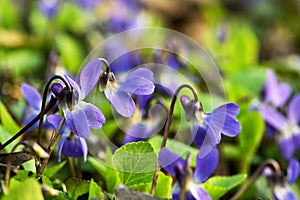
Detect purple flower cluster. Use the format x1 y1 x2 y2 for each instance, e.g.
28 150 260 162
20 58 155 162
258 69 300 160
263 159 300 200
180 95 241 157
159 147 218 199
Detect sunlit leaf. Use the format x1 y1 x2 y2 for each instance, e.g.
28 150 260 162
44 161 67 179
155 171 172 199
203 174 247 200
2 178 44 200
112 141 156 187
88 179 104 200
238 111 265 173
0 101 19 134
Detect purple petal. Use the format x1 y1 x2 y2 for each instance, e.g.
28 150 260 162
79 137 88 162
211 103 240 117
275 82 292 107
60 134 88 161
288 94 300 124
64 107 90 138
51 83 64 96
79 59 103 99
192 124 219 158
78 101 106 129
208 112 241 137
194 147 219 183
58 135 67 162
124 68 154 81
180 95 191 107
172 189 197 200
260 105 287 132
264 70 292 107
158 148 186 178
105 89 135 117
287 158 300 185
21 83 42 110
279 138 295 160
189 183 212 200
122 104 167 144
64 75 82 100
47 114 63 131
273 185 298 200
119 76 155 95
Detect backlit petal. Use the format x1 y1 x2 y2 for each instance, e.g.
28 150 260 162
194 147 219 183
105 89 135 117
21 83 42 110
79 59 103 99
158 148 186 178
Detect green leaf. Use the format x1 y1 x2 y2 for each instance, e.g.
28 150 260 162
88 179 104 200
238 111 265 173
0 125 20 152
3 178 44 200
149 135 199 167
65 178 90 200
0 101 20 133
155 172 172 199
21 159 36 173
44 161 67 179
203 174 247 200
112 141 156 187
42 175 53 188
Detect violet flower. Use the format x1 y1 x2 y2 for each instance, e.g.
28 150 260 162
21 83 51 131
180 95 241 157
263 69 292 107
48 114 88 162
105 0 144 33
122 104 167 144
159 147 219 200
98 68 155 117
253 69 293 138
39 0 60 18
260 94 300 159
51 60 106 138
263 158 299 200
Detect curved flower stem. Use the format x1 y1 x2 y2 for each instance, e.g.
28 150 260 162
97 58 111 73
230 159 282 200
37 75 72 145
37 117 65 177
151 84 199 195
0 96 58 151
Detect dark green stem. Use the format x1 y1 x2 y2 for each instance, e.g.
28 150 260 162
0 96 57 151
151 84 198 196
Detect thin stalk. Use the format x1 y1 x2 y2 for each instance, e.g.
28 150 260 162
0 97 57 150
230 159 282 200
37 117 65 177
151 84 198 195
97 58 110 73
68 157 76 178
37 75 72 145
